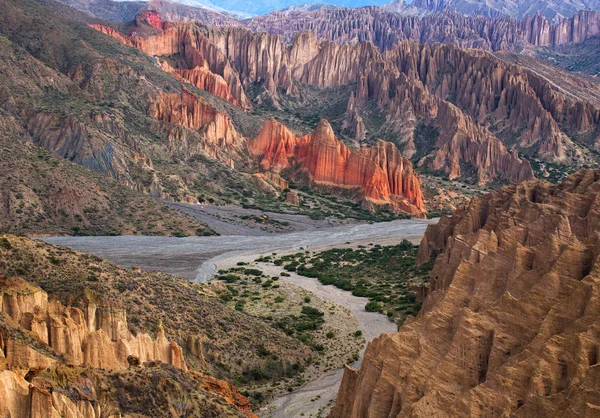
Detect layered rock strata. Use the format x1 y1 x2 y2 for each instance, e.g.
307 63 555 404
330 169 600 418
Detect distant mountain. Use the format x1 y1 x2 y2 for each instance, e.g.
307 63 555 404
109 0 253 17
278 2 341 15
54 0 243 24
386 0 600 22
214 0 389 16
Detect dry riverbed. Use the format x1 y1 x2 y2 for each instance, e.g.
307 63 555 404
45 218 435 417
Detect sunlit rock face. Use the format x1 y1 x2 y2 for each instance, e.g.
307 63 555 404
330 169 600 418
251 119 425 214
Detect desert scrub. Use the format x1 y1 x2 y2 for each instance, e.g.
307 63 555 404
270 239 431 326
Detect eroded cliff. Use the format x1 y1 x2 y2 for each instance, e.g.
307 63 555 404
330 169 600 417
247 7 600 52
251 119 425 214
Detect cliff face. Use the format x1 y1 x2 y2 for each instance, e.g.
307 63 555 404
293 37 536 183
387 41 600 156
251 119 425 214
0 275 256 418
90 22 250 109
1 277 187 371
330 169 600 418
89 14 599 184
247 7 600 52
151 87 247 167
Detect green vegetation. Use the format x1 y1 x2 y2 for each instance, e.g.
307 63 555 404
271 240 432 325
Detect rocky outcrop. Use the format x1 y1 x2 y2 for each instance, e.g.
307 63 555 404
247 7 600 51
330 169 600 417
250 118 310 172
1 277 187 371
89 23 250 109
151 87 247 167
251 119 425 214
0 370 101 418
135 10 163 31
342 92 366 144
161 61 243 108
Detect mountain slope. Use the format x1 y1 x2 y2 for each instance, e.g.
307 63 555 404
331 169 600 417
387 0 600 22
0 0 285 217
247 7 600 52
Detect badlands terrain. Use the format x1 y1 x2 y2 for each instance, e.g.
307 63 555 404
1 0 600 416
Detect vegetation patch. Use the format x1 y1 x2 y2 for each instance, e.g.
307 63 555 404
270 240 432 326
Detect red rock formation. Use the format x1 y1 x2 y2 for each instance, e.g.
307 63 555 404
88 24 134 46
135 10 163 31
330 169 600 418
89 23 250 109
250 118 310 171
251 119 425 214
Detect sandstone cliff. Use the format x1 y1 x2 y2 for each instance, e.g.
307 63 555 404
330 169 600 417
1 277 187 371
251 119 425 214
0 275 256 418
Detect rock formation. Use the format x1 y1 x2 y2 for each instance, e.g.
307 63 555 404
90 22 251 109
1 276 187 371
342 92 366 144
135 10 163 31
251 119 425 214
151 87 247 167
247 7 600 52
330 169 600 417
90 14 599 183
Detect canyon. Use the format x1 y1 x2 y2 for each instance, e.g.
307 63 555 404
89 12 600 189
331 169 600 417
2 0 600 416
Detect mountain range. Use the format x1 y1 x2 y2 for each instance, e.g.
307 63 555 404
1 0 600 415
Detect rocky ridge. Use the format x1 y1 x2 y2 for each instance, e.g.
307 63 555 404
251 119 425 214
330 169 600 417
91 18 564 184
247 7 600 52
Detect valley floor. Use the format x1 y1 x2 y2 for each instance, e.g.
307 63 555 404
45 215 435 417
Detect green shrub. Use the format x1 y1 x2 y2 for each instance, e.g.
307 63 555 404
365 301 383 312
